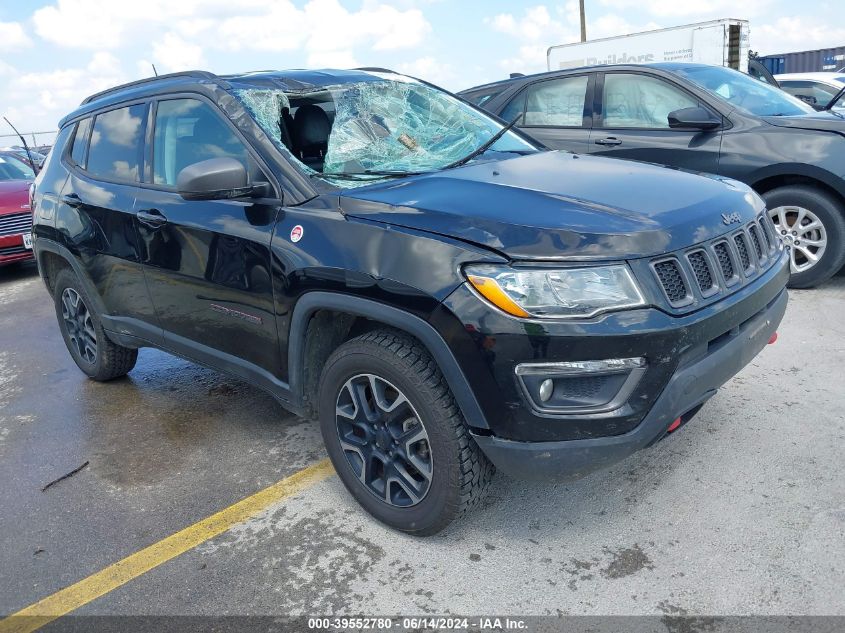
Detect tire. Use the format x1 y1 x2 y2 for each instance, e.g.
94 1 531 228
53 268 138 381
318 329 493 535
763 185 845 289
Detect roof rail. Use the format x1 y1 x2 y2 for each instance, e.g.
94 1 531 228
81 70 219 105
354 67 398 75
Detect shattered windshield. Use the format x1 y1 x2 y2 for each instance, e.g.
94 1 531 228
233 75 535 186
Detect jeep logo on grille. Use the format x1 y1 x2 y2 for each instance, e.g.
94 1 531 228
722 212 742 225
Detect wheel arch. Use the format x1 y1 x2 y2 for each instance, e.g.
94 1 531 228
288 292 490 430
749 164 845 207
35 239 110 321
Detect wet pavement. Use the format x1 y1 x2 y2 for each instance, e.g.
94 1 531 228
1 261 843 617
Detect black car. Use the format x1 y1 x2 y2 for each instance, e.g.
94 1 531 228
32 69 788 534
461 62 845 288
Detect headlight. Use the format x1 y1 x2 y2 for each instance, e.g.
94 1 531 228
465 264 646 319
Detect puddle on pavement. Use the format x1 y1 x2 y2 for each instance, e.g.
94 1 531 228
79 349 303 487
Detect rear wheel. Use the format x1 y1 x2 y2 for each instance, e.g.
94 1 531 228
318 330 493 535
763 185 845 288
53 269 138 381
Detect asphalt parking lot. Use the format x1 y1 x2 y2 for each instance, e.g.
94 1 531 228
0 262 843 622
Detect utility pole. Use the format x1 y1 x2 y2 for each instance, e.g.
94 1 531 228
579 0 587 42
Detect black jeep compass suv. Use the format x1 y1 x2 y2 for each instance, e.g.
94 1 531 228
32 69 788 535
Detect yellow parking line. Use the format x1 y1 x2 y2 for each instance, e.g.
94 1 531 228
0 459 335 633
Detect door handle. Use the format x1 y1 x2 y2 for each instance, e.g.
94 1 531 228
136 209 168 229
594 137 622 146
61 193 82 207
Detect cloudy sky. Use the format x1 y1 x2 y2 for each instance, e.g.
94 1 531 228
1 0 843 142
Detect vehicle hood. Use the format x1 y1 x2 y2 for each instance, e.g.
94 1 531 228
0 179 31 214
762 111 845 133
340 151 763 260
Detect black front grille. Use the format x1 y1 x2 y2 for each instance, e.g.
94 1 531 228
714 242 735 281
0 212 32 237
688 251 714 292
734 233 751 271
654 260 688 303
647 213 781 311
758 220 771 251
748 225 764 260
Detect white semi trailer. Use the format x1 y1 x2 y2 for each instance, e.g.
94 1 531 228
547 19 750 73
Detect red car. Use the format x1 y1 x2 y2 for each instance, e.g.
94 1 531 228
0 152 35 266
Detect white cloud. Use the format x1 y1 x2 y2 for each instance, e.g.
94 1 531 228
31 0 273 50
598 0 772 19
489 5 575 43
152 33 206 72
216 0 430 55
397 56 456 87
589 14 661 39
87 51 122 75
1 53 128 134
33 0 133 49
753 17 845 55
9 0 434 136
306 49 361 69
32 0 431 65
487 4 579 73
0 22 30 50
487 3 663 74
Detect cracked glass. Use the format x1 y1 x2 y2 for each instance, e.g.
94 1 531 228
233 74 535 186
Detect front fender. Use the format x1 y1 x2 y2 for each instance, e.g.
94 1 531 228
287 291 490 430
749 163 845 199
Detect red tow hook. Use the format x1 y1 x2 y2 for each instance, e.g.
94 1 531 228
667 417 682 433
768 332 778 345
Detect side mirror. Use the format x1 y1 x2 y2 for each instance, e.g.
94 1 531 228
176 157 265 201
667 106 722 130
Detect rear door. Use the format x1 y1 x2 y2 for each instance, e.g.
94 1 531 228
500 74 594 152
57 104 160 340
588 71 723 175
134 95 282 379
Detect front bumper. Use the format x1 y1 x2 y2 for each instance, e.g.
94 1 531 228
471 285 786 481
0 233 34 265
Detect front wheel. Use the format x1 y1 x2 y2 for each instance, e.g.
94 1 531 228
763 185 845 289
53 269 138 381
318 330 493 535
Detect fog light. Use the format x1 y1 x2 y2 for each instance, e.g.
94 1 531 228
539 379 554 402
515 357 647 414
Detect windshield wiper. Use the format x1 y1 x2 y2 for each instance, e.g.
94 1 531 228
442 113 524 170
824 86 845 111
310 169 429 181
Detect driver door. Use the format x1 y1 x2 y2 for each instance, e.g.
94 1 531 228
134 96 282 377
588 72 723 175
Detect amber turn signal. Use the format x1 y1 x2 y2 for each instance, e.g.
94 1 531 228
467 275 531 318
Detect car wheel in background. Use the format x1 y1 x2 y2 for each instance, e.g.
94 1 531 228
53 268 138 381
764 185 845 289
318 329 493 535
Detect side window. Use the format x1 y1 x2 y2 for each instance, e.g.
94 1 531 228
523 76 589 126
153 98 249 187
780 81 837 106
500 90 526 123
602 74 698 129
70 118 92 166
87 104 146 182
463 88 504 106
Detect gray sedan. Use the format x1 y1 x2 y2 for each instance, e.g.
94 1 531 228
461 63 845 288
